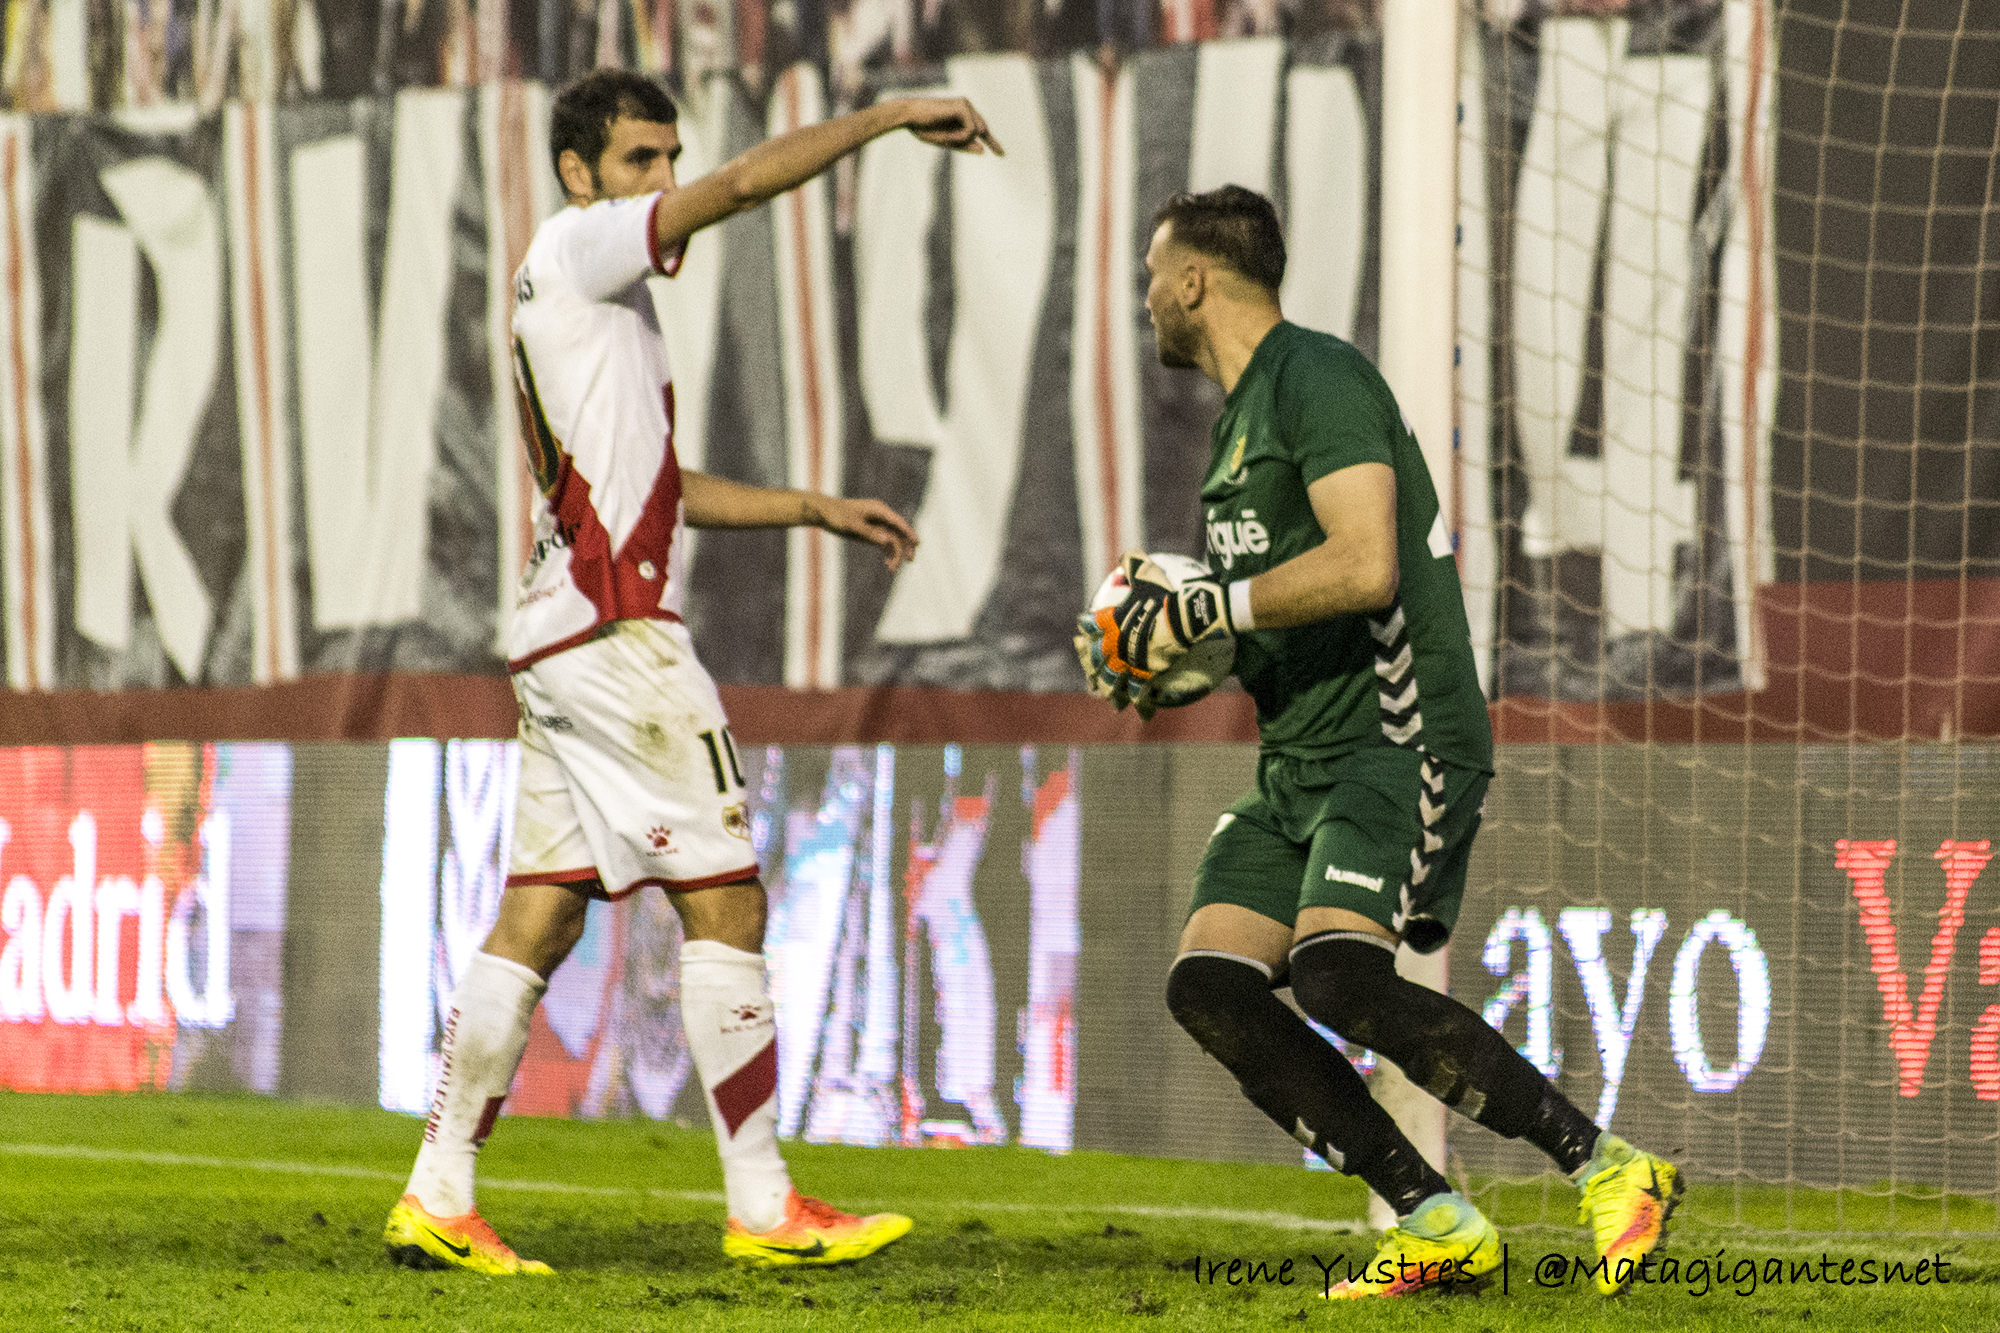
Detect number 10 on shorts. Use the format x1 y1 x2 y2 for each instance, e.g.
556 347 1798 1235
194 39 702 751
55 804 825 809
699 728 747 794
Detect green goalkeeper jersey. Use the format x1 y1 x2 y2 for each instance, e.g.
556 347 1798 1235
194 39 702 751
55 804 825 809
1201 321 1492 770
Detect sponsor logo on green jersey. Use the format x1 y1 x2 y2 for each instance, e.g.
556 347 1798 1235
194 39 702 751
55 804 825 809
1205 507 1270 570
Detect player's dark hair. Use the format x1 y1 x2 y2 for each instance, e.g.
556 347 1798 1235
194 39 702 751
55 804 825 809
550 69 679 186
1153 185 1286 292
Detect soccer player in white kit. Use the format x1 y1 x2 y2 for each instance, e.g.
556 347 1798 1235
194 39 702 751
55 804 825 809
384 68 1001 1275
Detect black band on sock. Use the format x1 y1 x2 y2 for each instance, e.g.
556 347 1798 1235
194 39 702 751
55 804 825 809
1523 1085 1602 1176
1290 928 1396 959
1289 935 1600 1172
1165 952 1449 1215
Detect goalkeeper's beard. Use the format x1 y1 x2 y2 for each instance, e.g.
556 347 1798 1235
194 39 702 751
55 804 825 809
1151 304 1200 369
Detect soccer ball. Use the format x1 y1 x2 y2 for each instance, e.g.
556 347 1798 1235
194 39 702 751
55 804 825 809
1088 552 1236 709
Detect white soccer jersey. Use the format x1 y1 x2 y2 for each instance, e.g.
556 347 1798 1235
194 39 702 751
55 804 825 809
508 191 689 670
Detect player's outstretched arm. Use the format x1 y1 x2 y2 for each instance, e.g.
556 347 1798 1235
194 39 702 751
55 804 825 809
1237 461 1399 628
681 469 918 571
652 97 1001 254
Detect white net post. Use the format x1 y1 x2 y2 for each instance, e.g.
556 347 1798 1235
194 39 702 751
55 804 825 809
1374 0 1462 1230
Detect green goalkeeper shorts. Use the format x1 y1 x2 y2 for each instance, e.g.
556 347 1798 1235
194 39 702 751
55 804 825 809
1189 746 1489 954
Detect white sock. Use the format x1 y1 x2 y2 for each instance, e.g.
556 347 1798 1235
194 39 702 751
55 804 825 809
681 939 792 1233
404 950 545 1217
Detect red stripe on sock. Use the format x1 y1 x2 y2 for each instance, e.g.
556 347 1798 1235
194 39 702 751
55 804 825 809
712 1040 777 1138
473 1096 506 1147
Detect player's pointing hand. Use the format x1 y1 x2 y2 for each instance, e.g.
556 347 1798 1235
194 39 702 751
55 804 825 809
810 496 920 571
896 97 1005 157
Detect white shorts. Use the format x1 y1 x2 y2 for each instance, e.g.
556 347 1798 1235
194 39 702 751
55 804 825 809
507 618 760 899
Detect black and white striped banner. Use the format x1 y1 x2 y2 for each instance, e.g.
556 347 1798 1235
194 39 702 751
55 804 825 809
0 27 1778 730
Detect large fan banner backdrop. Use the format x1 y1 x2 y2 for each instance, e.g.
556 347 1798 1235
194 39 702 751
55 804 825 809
14 13 1950 739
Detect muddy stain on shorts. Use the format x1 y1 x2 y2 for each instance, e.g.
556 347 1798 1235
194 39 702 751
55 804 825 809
633 717 675 763
620 619 682 672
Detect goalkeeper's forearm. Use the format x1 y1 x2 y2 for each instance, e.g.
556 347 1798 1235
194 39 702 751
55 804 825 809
1236 458 1400 628
1233 541 1398 630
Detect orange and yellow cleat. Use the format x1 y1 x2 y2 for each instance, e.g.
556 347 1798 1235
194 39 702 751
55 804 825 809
1323 1194 1500 1299
1577 1135 1684 1295
383 1194 554 1276
723 1188 913 1268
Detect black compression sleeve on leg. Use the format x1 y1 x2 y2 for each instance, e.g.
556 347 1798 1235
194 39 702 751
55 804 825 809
1166 953 1450 1216
1289 933 1601 1175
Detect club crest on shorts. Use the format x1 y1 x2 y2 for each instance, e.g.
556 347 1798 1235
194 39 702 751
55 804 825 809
722 802 751 840
646 825 675 853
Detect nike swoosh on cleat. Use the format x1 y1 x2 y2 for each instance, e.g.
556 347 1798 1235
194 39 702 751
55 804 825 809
757 1239 829 1259
423 1227 473 1258
1641 1166 1666 1203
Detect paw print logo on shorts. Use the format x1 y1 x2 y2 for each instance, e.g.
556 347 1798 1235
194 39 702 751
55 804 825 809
723 1003 770 1034
647 826 674 853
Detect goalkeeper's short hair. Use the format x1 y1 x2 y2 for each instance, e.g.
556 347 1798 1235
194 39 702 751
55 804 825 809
1153 185 1286 293
550 69 679 184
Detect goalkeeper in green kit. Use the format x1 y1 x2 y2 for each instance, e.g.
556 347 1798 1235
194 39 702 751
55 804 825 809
1076 185 1681 1298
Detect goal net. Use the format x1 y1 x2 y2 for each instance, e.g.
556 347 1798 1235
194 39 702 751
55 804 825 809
1455 0 2000 1228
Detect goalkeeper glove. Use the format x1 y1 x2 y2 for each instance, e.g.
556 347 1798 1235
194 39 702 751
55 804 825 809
1088 550 1236 684
1073 620 1163 719
1075 618 1121 699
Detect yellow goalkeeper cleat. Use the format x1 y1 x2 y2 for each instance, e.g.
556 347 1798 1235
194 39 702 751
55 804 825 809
1322 1193 1500 1299
723 1189 913 1268
383 1194 554 1276
1576 1135 1683 1295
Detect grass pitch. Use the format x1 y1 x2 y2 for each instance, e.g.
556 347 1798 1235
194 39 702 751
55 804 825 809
1 1092 1996 1331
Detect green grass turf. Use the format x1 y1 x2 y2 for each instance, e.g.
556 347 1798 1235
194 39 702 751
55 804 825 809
1 1092 1996 1331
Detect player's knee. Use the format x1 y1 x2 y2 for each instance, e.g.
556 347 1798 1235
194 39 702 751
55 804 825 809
671 878 767 952
484 879 597 978
1164 952 1225 1034
549 898 590 957
1166 953 1274 1068
1288 932 1400 1048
